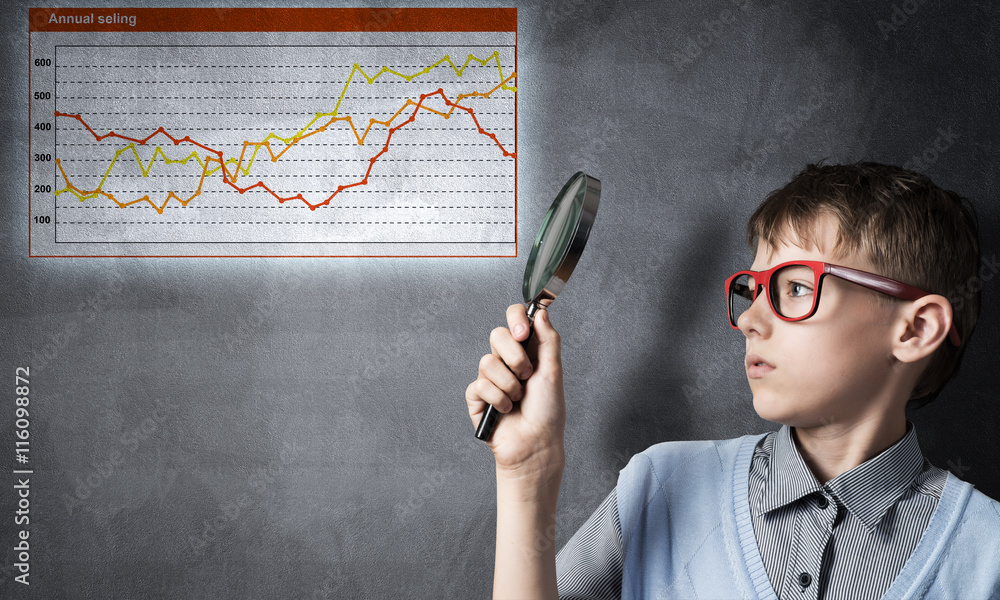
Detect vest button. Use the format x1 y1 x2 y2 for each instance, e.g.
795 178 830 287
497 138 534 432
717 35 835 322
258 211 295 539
799 572 812 588
817 495 829 509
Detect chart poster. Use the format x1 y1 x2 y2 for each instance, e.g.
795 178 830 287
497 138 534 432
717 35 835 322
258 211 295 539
29 8 517 257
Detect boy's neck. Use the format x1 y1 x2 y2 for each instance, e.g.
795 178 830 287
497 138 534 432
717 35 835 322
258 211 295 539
790 416 909 485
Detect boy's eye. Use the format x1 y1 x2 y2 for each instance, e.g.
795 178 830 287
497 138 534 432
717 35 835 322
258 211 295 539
773 265 815 302
786 281 813 298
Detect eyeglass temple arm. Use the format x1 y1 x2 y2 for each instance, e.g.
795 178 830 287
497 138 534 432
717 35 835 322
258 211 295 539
825 264 962 346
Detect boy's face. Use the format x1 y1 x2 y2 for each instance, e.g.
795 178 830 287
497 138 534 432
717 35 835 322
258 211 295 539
738 215 901 428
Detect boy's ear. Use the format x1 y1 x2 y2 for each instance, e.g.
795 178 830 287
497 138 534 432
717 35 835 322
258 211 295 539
892 295 953 363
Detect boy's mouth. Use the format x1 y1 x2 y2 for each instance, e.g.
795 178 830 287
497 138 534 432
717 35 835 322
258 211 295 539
745 354 774 378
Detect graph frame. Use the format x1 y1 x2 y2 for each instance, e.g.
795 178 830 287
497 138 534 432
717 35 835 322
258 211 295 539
28 7 518 258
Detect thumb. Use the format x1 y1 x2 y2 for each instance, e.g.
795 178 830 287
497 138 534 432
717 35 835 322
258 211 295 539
532 308 562 369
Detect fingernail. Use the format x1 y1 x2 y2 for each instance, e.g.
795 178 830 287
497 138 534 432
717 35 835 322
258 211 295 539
502 400 513 413
514 324 526 337
520 368 532 380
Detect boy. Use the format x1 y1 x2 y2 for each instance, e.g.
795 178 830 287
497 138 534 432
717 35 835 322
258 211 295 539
465 162 1000 599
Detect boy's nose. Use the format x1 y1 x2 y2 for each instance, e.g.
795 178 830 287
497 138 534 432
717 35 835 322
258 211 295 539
737 291 772 338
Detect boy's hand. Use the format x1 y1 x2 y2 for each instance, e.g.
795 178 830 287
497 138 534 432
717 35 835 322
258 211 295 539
466 303 566 480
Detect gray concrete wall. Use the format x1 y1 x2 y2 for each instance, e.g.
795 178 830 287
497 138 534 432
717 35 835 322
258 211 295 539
1 1 997 598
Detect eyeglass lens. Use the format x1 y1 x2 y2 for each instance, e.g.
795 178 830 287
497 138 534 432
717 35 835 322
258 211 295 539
729 264 818 325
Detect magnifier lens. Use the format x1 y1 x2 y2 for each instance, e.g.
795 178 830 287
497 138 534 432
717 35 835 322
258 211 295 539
523 176 586 303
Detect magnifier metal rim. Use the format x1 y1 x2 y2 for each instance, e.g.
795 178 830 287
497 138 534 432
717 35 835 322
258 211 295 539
522 171 601 306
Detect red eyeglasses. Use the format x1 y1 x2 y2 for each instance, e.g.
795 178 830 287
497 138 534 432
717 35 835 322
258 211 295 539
725 261 961 346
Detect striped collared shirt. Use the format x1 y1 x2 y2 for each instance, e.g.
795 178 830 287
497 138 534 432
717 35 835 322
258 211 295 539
555 421 948 600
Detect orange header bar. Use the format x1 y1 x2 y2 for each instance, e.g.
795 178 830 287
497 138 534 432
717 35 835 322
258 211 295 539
29 7 516 33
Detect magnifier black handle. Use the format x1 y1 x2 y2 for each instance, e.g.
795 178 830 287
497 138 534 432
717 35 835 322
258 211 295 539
474 305 538 442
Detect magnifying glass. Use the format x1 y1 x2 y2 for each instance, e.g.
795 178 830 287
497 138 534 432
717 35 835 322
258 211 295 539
475 171 601 442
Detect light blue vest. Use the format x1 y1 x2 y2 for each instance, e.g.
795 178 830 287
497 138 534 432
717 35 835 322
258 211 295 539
616 433 1000 599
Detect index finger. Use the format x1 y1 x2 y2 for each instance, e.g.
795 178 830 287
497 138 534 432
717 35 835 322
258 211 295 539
506 303 530 343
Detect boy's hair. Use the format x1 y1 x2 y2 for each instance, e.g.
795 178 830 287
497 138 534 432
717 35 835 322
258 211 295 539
746 161 981 409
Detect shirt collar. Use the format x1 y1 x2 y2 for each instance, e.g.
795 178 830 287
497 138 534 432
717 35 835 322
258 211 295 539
755 421 926 532
754 425 824 516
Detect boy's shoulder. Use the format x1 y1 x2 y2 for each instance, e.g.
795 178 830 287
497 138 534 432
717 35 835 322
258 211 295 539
631 431 768 463
906 475 1000 595
620 431 769 487
958 481 1000 528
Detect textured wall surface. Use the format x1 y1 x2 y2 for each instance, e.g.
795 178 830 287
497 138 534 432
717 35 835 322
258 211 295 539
1 1 997 598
